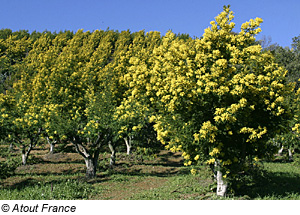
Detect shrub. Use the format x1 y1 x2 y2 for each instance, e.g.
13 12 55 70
0 157 19 179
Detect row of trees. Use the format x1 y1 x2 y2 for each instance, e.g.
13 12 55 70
0 26 165 177
1 6 299 196
261 34 300 158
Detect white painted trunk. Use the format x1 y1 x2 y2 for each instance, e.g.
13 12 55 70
124 136 132 155
21 145 32 166
288 149 293 161
215 161 227 197
108 142 115 166
22 153 27 165
278 146 284 156
216 170 228 197
46 137 56 154
9 143 14 151
49 143 55 154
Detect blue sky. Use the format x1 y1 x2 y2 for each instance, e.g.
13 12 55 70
1 0 299 47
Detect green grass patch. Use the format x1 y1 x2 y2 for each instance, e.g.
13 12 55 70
0 179 95 200
1 146 300 200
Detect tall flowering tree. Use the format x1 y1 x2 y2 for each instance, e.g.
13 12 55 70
3 78 43 165
124 6 294 196
24 29 122 178
38 30 117 178
1 34 46 165
115 30 162 154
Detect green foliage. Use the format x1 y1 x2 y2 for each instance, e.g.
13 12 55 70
135 146 159 160
0 156 19 179
0 179 95 200
273 131 299 150
292 153 300 166
271 46 300 89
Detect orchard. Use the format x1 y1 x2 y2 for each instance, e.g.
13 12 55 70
1 6 300 198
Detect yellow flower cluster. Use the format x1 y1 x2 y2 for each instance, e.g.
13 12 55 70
292 123 300 136
209 147 221 156
240 126 268 142
190 168 197 175
197 121 218 143
206 158 216 165
213 98 248 123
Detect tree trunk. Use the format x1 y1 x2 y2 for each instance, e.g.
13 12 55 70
278 146 284 156
21 144 33 166
215 161 227 197
108 142 116 166
22 152 27 165
9 143 14 152
49 143 55 154
72 136 102 179
19 133 40 166
46 137 57 154
84 157 97 178
124 136 132 155
288 148 293 161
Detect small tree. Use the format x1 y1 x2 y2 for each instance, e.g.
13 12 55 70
0 92 42 165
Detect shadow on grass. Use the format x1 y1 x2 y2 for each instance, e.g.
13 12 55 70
24 153 85 165
107 166 191 178
234 166 300 199
8 177 38 190
0 177 100 200
102 152 188 178
15 168 85 178
100 159 199 180
116 151 184 168
3 177 74 190
2 173 109 190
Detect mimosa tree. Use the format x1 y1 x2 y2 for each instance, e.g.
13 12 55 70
115 30 162 154
124 6 294 196
27 29 119 178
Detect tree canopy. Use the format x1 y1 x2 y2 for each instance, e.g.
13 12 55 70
0 6 298 196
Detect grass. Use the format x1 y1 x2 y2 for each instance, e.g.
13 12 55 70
0 179 94 200
243 161 300 199
1 144 300 200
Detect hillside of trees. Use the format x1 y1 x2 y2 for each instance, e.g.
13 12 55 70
1 6 300 197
